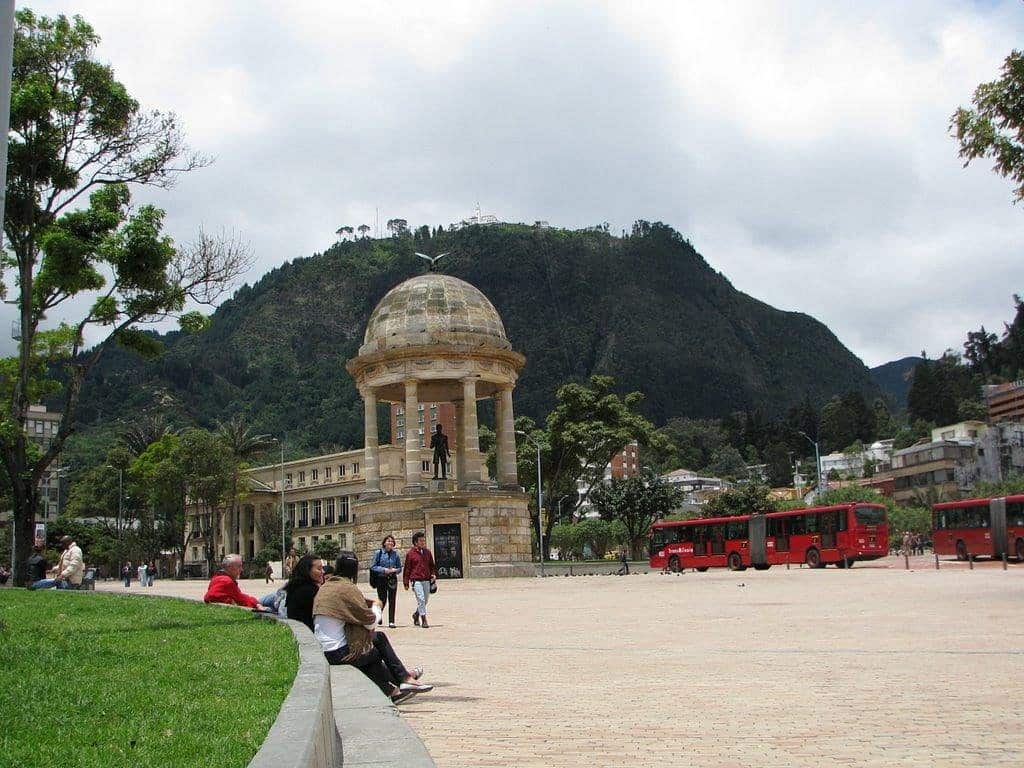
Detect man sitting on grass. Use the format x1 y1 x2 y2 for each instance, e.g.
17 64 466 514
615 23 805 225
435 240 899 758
204 554 271 611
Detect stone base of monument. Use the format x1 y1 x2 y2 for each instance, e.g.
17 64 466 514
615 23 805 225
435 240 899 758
428 478 456 492
353 490 533 579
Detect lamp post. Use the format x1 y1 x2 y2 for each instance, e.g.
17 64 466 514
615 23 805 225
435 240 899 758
798 431 825 495
279 440 286 576
516 430 545 577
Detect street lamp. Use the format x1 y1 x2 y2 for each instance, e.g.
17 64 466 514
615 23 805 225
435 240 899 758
797 431 825 495
516 430 545 577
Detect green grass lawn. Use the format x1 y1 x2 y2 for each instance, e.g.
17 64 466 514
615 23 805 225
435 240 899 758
0 590 298 768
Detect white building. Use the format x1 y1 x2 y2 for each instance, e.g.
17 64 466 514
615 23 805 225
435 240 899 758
660 468 728 505
820 439 894 480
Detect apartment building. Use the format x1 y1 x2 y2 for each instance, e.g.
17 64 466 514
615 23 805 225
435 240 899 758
983 380 1024 423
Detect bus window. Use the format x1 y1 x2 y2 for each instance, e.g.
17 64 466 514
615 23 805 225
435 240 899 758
854 506 885 526
790 515 805 536
1007 502 1024 527
837 511 848 531
805 513 819 534
726 520 747 540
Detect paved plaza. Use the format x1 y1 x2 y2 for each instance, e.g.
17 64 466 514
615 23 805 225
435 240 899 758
98 557 1024 767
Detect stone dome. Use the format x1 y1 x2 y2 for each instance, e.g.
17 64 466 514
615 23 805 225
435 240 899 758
361 273 510 354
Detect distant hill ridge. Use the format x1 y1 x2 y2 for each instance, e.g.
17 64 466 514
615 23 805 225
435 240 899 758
73 222 879 451
869 356 924 413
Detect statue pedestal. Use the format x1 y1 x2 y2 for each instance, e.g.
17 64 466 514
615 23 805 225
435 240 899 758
429 478 456 492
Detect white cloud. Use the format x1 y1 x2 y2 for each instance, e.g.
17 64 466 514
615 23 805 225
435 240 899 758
7 0 1024 368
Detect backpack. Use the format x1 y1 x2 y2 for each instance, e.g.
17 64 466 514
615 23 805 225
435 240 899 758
368 549 384 589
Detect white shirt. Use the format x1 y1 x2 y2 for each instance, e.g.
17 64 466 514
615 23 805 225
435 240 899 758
314 606 382 653
314 615 347 652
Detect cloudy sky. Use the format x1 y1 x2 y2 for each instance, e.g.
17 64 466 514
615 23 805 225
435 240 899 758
9 0 1024 367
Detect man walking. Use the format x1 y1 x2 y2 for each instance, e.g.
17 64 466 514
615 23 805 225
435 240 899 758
403 532 437 628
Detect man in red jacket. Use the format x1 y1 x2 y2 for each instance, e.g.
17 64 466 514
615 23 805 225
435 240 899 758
204 554 270 611
403 532 437 628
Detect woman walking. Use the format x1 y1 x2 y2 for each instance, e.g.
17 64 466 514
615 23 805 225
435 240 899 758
370 535 402 628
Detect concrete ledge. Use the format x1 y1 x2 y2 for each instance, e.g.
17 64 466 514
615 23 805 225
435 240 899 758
330 666 436 768
249 619 342 768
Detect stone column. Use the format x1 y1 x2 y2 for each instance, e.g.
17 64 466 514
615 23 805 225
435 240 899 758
496 385 520 489
361 387 383 497
454 400 465 485
403 379 426 493
252 506 264 554
459 377 486 490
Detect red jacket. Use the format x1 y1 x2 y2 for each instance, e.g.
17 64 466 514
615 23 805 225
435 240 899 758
403 547 436 587
204 572 259 608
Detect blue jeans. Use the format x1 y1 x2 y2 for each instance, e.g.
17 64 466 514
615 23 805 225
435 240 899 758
30 579 77 590
412 580 430 616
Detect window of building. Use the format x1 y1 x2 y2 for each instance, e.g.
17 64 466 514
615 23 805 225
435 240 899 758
287 502 296 525
418 404 425 411
312 535 319 546
325 498 335 525
192 546 198 561
397 417 405 427
422 460 430 472
397 406 404 415
352 462 359 475
324 466 332 481
339 533 347 548
298 501 308 528
298 470 306 486
418 413 425 424
311 468 318 482
338 464 346 477
338 496 350 523
299 536 306 548
312 499 322 527
398 429 405 440
285 472 293 488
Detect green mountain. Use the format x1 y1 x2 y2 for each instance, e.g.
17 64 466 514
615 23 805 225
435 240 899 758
870 356 923 414
71 222 879 452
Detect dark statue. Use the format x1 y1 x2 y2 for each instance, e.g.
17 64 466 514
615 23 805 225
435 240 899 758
430 424 450 479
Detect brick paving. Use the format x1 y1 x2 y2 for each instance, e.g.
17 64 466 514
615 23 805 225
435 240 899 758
97 556 1024 767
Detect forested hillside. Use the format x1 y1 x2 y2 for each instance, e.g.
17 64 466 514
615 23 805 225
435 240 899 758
870 356 924 413
68 222 878 453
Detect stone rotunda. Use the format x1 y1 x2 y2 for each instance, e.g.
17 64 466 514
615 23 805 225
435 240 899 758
345 273 534 578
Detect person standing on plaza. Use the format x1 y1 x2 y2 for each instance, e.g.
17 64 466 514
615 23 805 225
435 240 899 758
370 535 402 628
148 560 157 586
403 532 436 628
123 561 132 588
265 561 275 584
138 561 147 587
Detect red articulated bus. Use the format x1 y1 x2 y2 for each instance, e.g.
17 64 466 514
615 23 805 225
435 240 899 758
649 503 889 572
932 494 1024 561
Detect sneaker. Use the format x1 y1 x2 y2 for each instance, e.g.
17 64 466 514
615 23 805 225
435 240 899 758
420 618 430 629
391 690 418 705
388 622 396 629
400 682 434 693
412 611 420 627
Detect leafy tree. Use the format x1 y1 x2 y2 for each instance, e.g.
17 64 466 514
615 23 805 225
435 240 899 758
313 537 340 563
515 375 670 554
763 443 793 487
952 50 1024 203
975 473 1024 496
131 432 189 574
906 355 980 427
549 518 625 560
704 482 775 518
1 10 249 585
819 391 875 452
707 445 747 481
649 417 728 473
589 471 684 558
893 418 934 450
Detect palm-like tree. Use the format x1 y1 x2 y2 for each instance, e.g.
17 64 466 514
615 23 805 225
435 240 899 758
216 416 276 557
120 414 179 457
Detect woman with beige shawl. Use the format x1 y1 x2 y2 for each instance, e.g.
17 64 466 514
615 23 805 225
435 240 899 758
313 551 432 703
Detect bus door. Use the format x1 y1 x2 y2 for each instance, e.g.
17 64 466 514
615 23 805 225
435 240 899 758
820 511 837 550
710 525 726 555
748 515 767 566
770 517 790 554
991 498 1008 558
692 526 708 558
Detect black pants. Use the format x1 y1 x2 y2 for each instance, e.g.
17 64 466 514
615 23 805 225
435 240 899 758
324 632 409 695
376 581 398 624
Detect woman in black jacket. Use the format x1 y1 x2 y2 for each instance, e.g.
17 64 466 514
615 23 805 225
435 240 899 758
285 554 324 630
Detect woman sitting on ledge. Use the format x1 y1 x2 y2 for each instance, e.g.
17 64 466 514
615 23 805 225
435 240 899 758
313 551 432 705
